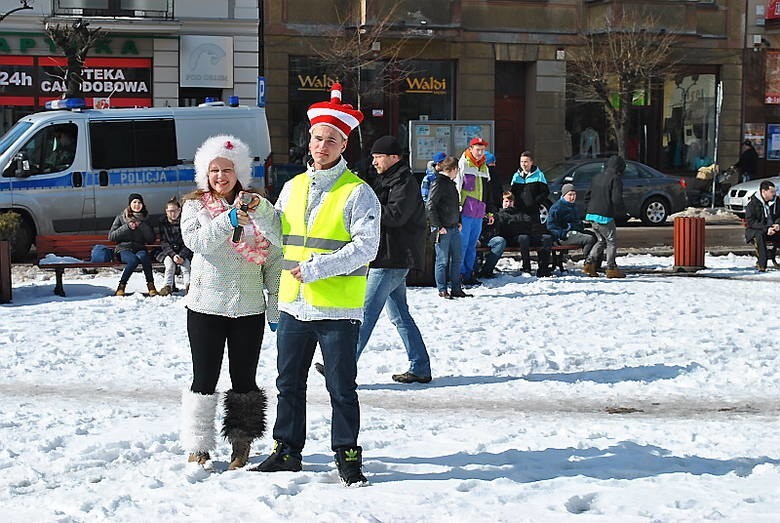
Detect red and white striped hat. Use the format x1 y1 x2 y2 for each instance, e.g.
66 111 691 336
307 82 364 139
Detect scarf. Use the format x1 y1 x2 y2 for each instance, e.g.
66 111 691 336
200 192 269 265
465 149 486 168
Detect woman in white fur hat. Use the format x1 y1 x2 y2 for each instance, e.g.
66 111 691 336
179 134 282 470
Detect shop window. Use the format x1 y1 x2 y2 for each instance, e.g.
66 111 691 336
661 73 717 171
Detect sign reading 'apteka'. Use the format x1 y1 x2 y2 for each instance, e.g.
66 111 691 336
0 56 152 107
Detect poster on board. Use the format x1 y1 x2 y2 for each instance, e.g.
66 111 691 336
408 120 494 173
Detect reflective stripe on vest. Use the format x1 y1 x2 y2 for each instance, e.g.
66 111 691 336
279 169 368 308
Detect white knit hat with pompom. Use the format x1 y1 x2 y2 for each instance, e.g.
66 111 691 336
194 135 253 192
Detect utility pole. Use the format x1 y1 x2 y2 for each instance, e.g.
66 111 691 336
258 0 264 76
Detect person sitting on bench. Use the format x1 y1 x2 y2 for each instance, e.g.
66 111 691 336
745 180 780 272
547 183 597 267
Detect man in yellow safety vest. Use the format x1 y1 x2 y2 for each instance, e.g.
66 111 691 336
253 83 380 487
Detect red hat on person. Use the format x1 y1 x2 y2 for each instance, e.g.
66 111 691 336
469 137 488 147
307 83 364 139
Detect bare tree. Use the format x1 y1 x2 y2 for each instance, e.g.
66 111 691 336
44 19 106 99
567 11 678 157
310 3 432 149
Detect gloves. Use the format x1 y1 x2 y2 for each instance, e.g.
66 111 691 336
268 323 278 332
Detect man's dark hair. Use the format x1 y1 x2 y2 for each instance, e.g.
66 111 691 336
759 180 776 192
519 150 534 160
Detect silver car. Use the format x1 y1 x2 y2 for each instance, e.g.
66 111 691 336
724 176 780 217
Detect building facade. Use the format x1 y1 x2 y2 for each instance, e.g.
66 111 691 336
1 1 764 183
266 0 748 184
0 0 260 131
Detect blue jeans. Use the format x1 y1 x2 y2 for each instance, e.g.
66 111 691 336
460 215 483 278
434 226 463 294
481 236 507 275
272 312 361 452
356 268 430 377
118 249 154 285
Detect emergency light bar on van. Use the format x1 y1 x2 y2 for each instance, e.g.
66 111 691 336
44 98 87 110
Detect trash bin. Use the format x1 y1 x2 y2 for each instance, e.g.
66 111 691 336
673 217 705 272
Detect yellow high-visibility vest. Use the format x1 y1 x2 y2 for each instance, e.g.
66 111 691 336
279 169 368 308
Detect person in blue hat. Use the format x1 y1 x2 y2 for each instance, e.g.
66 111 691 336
421 151 447 202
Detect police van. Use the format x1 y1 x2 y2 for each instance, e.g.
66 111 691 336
0 98 272 260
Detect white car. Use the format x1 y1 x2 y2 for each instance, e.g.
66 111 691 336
723 176 780 217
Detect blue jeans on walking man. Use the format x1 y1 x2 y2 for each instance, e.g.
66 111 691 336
273 312 361 453
356 268 431 378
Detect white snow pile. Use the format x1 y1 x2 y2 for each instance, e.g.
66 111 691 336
2 253 779 522
670 207 741 222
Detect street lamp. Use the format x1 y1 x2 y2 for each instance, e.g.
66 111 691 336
0 0 33 23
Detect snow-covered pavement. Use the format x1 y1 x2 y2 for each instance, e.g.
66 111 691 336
2 253 779 522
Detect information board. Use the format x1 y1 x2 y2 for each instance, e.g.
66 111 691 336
408 120 494 173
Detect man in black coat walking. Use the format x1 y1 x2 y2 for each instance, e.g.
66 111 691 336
584 155 627 278
356 135 431 383
744 180 779 271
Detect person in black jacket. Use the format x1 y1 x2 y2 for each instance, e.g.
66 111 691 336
510 151 553 276
356 135 432 384
584 155 627 278
109 193 158 296
428 156 469 300
156 197 193 296
734 140 759 183
744 180 779 271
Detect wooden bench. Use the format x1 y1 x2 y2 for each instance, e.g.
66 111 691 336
476 243 581 274
740 219 779 269
36 234 161 296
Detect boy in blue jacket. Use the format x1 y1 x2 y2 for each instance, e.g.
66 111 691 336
547 184 597 266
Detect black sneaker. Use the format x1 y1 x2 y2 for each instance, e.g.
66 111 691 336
391 371 432 384
250 441 302 472
314 362 325 376
334 446 368 487
450 289 472 298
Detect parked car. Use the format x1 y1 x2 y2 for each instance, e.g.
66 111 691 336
723 176 780 217
545 159 688 225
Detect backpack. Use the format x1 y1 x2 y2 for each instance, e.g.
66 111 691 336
90 244 115 262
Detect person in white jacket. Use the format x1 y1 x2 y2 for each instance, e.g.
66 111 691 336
179 135 282 471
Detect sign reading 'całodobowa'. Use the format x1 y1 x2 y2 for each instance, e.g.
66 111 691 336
0 56 152 107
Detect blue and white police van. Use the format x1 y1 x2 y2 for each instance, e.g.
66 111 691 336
0 98 272 259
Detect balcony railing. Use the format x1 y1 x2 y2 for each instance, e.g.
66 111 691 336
53 0 174 20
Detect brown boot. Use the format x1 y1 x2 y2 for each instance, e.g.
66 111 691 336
187 451 211 465
582 262 598 277
606 268 626 279
114 283 126 296
158 285 172 296
146 282 158 296
228 439 251 470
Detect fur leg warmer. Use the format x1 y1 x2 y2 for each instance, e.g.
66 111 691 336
221 389 268 443
181 389 219 454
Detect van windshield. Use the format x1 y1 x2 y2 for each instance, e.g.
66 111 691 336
0 121 33 154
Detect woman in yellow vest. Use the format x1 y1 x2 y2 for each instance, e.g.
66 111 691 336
253 83 380 487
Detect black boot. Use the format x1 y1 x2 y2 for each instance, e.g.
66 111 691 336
335 446 368 487
221 389 267 470
251 440 303 472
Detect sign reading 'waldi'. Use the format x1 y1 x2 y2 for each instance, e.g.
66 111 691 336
295 74 448 95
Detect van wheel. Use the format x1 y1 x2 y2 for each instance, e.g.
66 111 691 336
11 218 34 262
640 197 670 226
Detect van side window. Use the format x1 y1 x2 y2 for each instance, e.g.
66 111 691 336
90 119 177 169
6 123 78 177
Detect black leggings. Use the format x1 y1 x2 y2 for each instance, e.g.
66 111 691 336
187 308 265 394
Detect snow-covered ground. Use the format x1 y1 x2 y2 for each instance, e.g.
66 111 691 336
2 254 779 522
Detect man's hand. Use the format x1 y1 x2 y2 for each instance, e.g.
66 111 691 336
486 214 495 226
173 254 184 264
290 264 304 282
